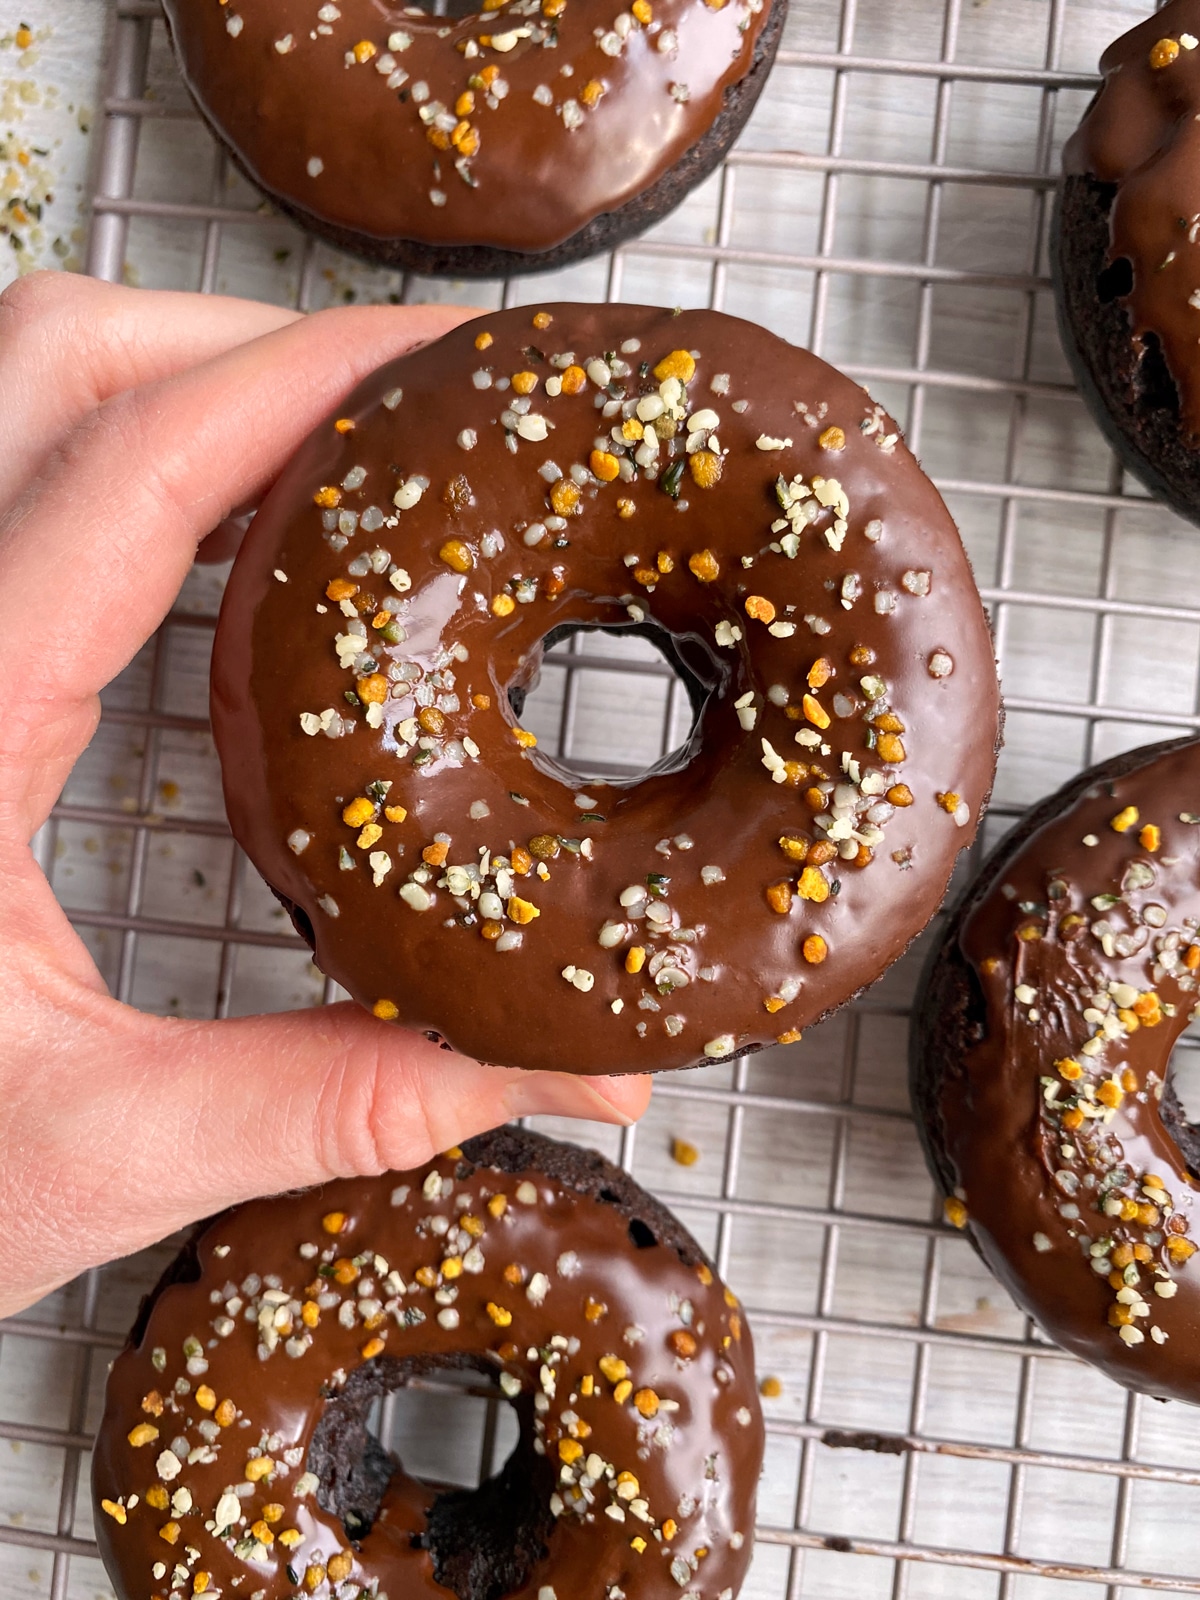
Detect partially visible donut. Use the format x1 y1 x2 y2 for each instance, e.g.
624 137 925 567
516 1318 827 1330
912 737 1200 1402
1054 0 1200 522
210 301 1001 1076
92 1129 763 1600
160 0 786 277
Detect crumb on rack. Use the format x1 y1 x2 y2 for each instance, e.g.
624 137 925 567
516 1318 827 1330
671 1138 700 1167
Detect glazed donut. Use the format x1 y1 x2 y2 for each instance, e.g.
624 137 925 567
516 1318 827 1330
1055 0 1200 523
160 0 785 277
92 1128 763 1600
912 737 1200 1402
210 301 1001 1076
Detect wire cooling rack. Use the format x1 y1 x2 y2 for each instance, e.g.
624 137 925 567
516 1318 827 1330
11 0 1200 1596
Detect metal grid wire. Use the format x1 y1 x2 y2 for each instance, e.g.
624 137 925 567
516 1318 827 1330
12 0 1200 1596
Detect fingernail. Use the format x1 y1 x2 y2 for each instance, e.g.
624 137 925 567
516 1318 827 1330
504 1070 645 1126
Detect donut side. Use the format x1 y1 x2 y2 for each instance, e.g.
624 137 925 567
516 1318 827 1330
461 1126 712 1264
1054 0 1200 524
120 1129 717 1380
93 1130 764 1600
1051 174 1200 524
911 737 1200 1402
305 1130 724 1600
160 0 783 275
911 739 1193 1201
117 1130 698 1600
181 0 786 280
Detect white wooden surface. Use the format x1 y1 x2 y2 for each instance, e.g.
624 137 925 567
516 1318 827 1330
7 1 1200 1598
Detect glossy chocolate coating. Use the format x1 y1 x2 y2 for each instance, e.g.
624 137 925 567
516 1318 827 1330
922 739 1200 1402
210 303 1001 1076
1063 0 1200 435
93 1131 763 1600
160 0 775 260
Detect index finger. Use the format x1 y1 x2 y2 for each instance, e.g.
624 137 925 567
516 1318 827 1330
0 273 305 504
0 299 475 839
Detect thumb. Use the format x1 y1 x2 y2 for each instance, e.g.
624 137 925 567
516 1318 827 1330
2 992 650 1314
157 1003 651 1188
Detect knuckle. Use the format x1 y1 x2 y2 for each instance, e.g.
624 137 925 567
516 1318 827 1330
89 381 150 445
0 269 90 344
311 1018 388 1177
314 1015 437 1177
50 385 166 510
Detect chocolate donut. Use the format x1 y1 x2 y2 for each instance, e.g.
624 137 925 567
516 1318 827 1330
160 0 785 277
92 1128 763 1600
1054 0 1200 523
210 302 1001 1076
912 737 1200 1402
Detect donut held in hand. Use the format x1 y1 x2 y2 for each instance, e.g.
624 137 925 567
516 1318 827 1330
211 302 1001 1075
92 1129 763 1600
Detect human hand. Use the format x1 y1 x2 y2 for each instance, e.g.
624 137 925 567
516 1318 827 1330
0 273 650 1318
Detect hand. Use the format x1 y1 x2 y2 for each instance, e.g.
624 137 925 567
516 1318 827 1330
0 273 650 1319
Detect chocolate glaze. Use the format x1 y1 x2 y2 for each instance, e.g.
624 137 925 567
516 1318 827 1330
915 738 1200 1403
160 0 777 264
1062 0 1200 437
210 303 1001 1077
93 1129 763 1600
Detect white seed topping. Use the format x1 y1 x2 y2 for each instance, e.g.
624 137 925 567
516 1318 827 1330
704 1034 735 1058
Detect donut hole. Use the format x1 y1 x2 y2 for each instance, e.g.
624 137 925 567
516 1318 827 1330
309 1354 555 1600
371 1366 521 1486
510 620 725 783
